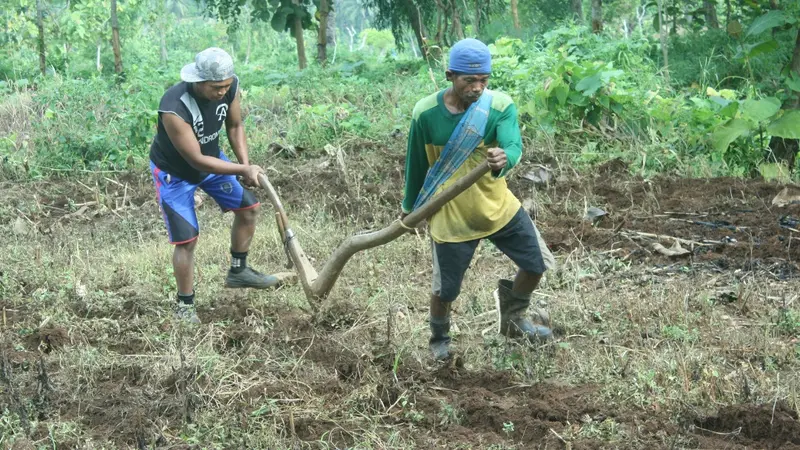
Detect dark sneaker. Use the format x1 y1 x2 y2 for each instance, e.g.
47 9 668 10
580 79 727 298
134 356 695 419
495 279 553 342
224 267 280 289
175 303 201 324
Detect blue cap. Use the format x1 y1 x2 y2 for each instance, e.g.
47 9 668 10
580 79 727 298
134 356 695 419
447 38 491 74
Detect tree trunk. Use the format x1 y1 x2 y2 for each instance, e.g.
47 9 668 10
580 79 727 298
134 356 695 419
572 0 584 23
406 0 429 59
358 32 367 50
96 41 102 72
703 0 719 28
331 32 338 63
245 29 252 65
36 0 46 76
159 0 168 63
434 0 447 44
326 3 336 45
671 0 677 35
591 0 603 33
510 0 520 30
435 8 443 43
347 26 355 52
293 14 307 69
451 0 464 40
792 28 800 77
725 0 731 25
111 0 123 75
474 0 480 36
317 0 329 64
657 0 670 84
409 33 418 57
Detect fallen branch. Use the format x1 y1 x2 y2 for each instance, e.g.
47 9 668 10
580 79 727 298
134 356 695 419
667 218 746 231
651 242 691 258
620 230 722 246
258 162 492 308
663 211 709 216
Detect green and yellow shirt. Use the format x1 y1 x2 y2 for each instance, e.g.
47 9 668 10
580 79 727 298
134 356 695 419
402 88 523 243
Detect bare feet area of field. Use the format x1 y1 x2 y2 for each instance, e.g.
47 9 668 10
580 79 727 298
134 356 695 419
3 151 800 449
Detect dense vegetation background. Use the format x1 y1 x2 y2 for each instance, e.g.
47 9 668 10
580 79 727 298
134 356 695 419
1 0 798 181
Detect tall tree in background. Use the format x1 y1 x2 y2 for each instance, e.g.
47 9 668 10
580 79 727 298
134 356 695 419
725 0 731 25
704 0 719 28
111 0 123 75
572 0 583 23
368 0 430 59
159 0 169 62
317 0 330 64
201 0 315 70
793 28 800 87
474 0 481 35
36 0 46 75
510 0 520 30
450 0 464 39
656 0 669 84
335 0 373 36
591 0 602 33
290 0 308 68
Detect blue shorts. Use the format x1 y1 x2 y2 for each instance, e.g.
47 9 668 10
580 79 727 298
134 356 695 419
150 155 259 245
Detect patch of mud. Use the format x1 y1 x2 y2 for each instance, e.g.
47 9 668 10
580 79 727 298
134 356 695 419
268 152 401 225
693 402 800 449
597 157 629 176
58 380 178 447
406 369 603 445
302 337 366 382
512 173 800 271
292 417 356 448
25 326 69 353
198 297 258 323
2 172 156 235
107 334 152 355
313 300 362 331
95 363 150 386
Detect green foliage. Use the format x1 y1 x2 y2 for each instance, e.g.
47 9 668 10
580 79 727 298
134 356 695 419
269 0 314 37
24 76 160 172
1 0 799 180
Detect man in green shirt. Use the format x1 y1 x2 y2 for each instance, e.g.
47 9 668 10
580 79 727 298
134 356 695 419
402 38 555 360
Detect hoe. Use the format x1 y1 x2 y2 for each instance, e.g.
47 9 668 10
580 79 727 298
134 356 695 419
257 163 491 310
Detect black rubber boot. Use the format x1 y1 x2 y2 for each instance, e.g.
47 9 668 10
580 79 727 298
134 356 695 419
496 279 553 342
429 315 451 361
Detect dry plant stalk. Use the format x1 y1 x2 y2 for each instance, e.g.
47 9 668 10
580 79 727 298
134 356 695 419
258 162 491 308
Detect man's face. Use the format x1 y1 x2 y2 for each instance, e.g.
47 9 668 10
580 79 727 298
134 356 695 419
195 77 234 101
447 71 490 105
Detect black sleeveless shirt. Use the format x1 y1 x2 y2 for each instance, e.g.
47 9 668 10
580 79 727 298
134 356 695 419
149 77 239 183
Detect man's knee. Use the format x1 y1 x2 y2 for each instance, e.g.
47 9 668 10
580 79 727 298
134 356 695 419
518 269 543 279
434 284 461 303
234 205 260 222
175 238 198 253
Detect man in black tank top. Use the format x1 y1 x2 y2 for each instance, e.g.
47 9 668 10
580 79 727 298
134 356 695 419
149 47 280 324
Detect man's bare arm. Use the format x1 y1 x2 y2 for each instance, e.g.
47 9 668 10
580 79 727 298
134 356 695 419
162 113 262 186
225 91 249 166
